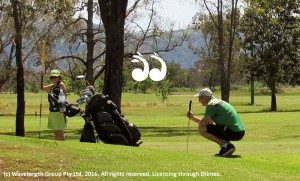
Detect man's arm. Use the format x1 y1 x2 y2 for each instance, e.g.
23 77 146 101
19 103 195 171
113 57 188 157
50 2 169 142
186 112 214 126
199 116 215 127
186 111 201 124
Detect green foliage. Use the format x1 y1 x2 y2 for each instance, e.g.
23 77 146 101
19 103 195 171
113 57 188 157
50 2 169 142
242 0 300 85
154 79 173 102
94 79 104 93
191 10 244 88
241 0 300 110
165 61 188 87
123 60 189 93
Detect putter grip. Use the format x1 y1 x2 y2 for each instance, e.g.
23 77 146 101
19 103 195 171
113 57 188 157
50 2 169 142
189 100 192 111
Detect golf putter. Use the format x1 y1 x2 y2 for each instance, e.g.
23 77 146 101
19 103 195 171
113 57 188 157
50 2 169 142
186 100 192 153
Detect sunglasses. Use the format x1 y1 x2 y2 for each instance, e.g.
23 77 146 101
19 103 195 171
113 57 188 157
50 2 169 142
198 96 205 100
50 76 58 80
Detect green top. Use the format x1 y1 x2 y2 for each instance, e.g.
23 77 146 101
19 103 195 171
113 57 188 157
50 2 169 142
205 97 245 132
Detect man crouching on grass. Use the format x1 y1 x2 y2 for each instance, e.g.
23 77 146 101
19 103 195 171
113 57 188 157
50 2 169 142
186 88 245 157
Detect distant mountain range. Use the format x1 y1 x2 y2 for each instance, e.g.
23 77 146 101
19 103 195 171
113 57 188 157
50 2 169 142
20 29 204 71
130 29 204 68
159 30 204 68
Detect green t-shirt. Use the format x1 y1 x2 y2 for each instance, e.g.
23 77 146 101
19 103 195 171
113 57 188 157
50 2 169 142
205 97 245 132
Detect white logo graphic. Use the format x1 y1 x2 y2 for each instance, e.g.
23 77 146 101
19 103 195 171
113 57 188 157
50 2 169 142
131 52 167 82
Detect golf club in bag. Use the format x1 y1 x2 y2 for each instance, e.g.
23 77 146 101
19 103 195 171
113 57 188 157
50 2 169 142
75 75 142 146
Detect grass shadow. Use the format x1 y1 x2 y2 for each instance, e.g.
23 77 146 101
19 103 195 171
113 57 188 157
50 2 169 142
215 155 242 159
0 126 191 141
0 129 85 141
139 126 196 137
239 109 300 114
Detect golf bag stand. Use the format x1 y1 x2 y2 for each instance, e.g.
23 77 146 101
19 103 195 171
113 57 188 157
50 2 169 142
80 111 97 143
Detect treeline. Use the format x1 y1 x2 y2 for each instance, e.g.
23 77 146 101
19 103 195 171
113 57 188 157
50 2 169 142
0 60 206 94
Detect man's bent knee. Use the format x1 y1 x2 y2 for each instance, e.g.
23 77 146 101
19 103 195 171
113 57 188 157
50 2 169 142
198 124 207 136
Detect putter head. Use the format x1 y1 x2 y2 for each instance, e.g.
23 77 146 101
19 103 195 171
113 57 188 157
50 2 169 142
76 75 85 80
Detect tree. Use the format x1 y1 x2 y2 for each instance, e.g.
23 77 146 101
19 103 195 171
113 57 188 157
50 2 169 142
241 0 300 111
49 0 106 86
155 79 172 103
199 0 240 102
165 62 188 87
240 0 256 105
191 13 220 89
191 8 242 91
48 0 187 93
12 0 25 136
0 44 15 91
99 0 128 112
0 2 15 91
124 1 189 59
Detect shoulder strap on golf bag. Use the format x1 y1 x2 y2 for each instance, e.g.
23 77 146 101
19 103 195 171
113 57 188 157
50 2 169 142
65 103 81 117
51 81 61 95
48 81 61 112
48 93 59 112
85 94 142 146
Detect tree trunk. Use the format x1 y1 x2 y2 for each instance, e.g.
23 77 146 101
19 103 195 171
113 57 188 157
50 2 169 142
99 0 128 112
270 81 277 111
86 0 95 86
217 0 229 102
250 74 255 105
225 0 238 103
250 0 255 106
12 0 25 136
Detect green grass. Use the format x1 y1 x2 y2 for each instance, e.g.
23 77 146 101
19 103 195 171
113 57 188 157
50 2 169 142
0 88 300 180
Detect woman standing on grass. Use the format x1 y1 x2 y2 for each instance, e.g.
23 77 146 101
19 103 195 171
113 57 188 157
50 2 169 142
41 70 67 141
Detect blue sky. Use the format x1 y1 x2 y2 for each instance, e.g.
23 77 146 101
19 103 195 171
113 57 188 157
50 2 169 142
128 0 199 30
131 0 246 30
76 0 199 30
157 0 199 29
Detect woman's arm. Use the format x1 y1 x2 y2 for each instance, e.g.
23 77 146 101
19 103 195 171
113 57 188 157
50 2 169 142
41 84 53 92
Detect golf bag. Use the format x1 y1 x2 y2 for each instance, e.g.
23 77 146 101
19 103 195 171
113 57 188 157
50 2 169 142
48 93 81 117
83 94 142 147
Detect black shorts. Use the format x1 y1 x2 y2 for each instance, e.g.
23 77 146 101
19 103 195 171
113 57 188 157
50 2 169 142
207 125 245 141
